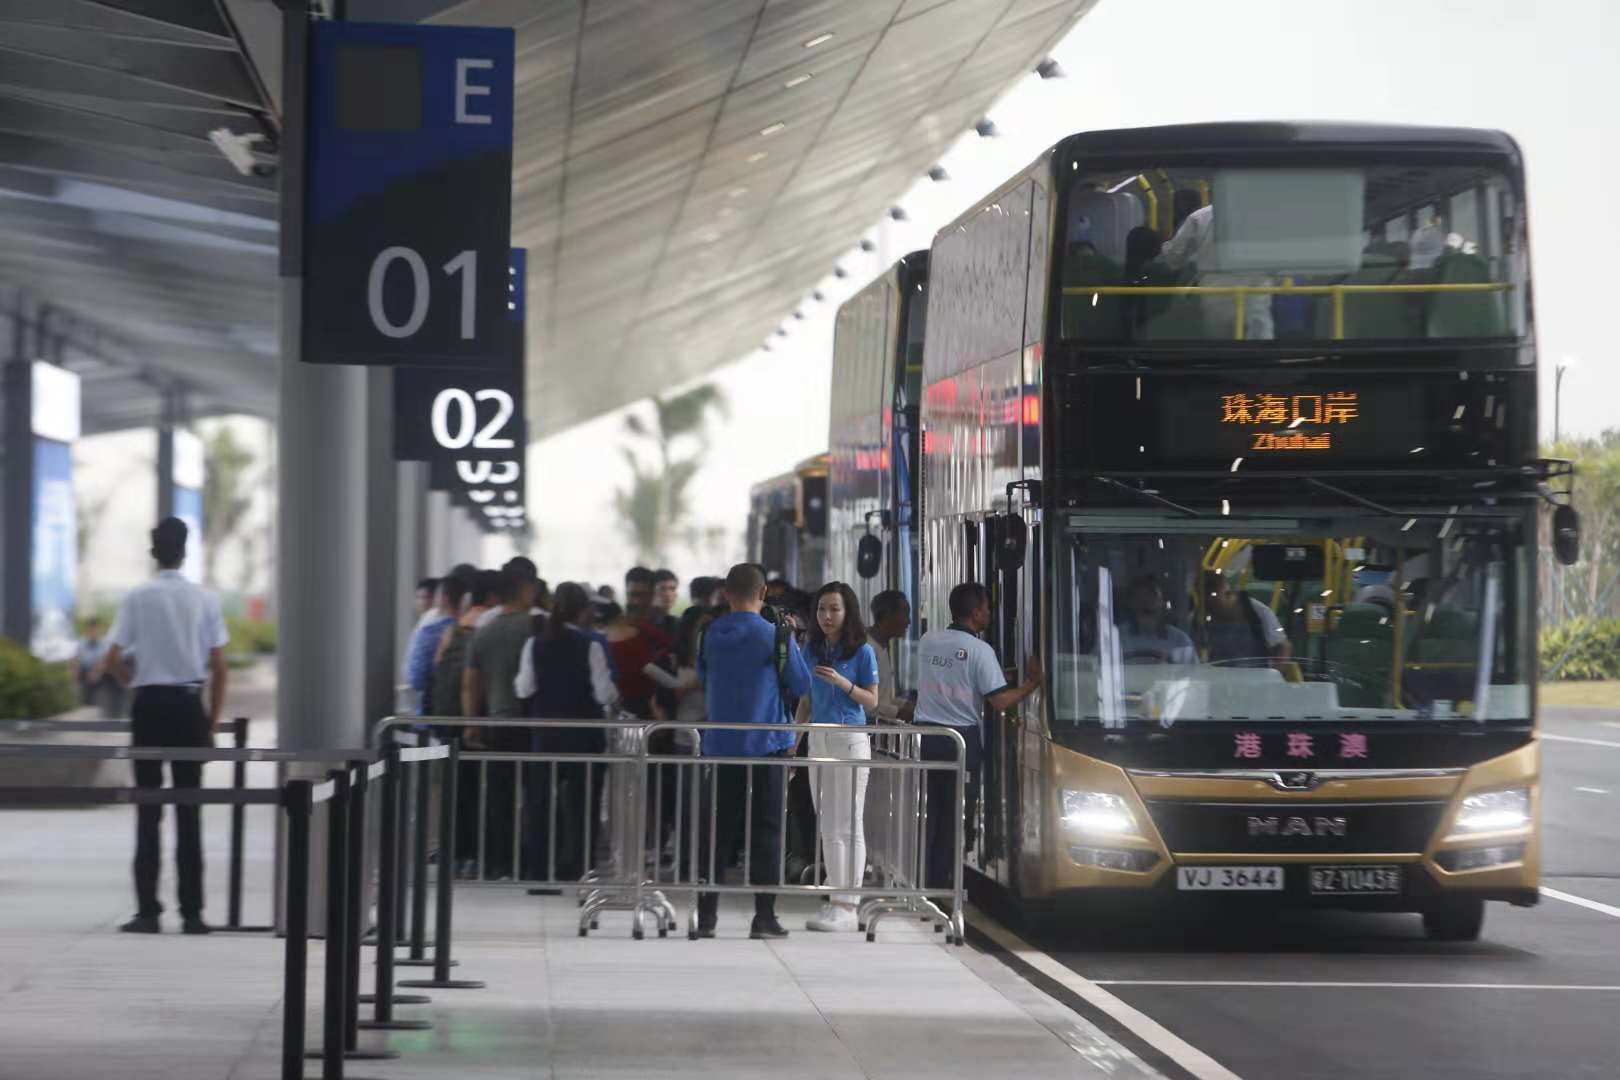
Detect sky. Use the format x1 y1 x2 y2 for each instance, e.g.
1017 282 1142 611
75 0 1620 594
525 0 1619 587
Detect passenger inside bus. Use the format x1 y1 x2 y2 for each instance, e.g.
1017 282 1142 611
1117 574 1198 664
1148 204 1275 340
1200 570 1291 667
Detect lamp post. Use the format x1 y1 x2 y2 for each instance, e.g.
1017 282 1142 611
1554 357 1577 444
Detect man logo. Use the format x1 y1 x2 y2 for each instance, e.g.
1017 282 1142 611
1247 815 1348 838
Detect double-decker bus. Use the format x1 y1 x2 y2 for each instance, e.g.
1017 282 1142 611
746 454 829 588
918 122 1573 940
826 252 929 685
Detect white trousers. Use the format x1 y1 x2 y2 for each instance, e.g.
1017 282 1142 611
809 727 871 906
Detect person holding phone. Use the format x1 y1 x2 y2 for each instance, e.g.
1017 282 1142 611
795 582 879 932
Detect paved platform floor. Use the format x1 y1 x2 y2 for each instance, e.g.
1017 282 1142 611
0 749 1161 1080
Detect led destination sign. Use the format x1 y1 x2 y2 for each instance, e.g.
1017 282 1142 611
1219 390 1360 452
1065 370 1531 473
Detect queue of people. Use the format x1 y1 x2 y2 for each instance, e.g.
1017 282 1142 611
397 552 1036 938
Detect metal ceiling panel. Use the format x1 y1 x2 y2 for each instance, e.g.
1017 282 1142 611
0 0 1096 438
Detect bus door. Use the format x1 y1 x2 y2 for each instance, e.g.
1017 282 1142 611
977 515 1011 881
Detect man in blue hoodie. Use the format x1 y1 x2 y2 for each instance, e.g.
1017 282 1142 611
695 563 812 939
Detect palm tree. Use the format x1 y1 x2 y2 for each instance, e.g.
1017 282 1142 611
614 383 728 564
202 423 257 587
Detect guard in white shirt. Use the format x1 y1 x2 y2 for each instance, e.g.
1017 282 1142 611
104 518 229 935
913 582 1042 898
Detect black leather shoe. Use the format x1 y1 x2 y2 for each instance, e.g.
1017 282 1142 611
119 915 160 934
181 918 212 936
696 923 717 939
749 916 789 940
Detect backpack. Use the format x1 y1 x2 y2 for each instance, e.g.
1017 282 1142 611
430 624 472 717
697 620 795 703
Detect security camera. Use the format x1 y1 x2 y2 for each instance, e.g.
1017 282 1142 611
209 128 267 177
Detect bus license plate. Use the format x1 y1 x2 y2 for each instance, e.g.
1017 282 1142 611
1309 865 1403 896
1177 866 1283 891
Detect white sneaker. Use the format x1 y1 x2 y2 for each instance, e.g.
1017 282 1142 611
806 904 857 933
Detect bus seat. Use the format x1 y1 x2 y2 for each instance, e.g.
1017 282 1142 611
1325 603 1395 706
1062 248 1127 339
1426 252 1506 338
1413 608 1478 664
1340 253 1419 339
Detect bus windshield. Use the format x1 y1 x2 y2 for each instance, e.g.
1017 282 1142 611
1057 162 1525 344
1050 513 1533 731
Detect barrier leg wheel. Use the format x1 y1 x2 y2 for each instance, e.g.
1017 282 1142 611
590 919 600 931
577 926 588 938
657 925 668 939
857 922 866 934
865 930 876 943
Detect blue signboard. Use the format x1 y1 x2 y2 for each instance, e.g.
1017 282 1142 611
303 20 515 367
174 486 205 585
31 438 76 662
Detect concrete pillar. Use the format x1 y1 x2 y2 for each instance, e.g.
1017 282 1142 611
274 6 367 752
361 367 398 732
155 390 177 522
1 354 31 644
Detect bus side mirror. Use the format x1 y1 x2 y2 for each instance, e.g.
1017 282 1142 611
997 515 1028 573
856 533 883 579
1553 504 1581 566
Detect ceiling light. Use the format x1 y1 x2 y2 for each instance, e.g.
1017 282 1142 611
746 150 769 164
812 290 825 302
975 119 998 138
803 32 834 48
833 265 847 278
1036 58 1065 79
859 239 875 252
889 206 907 221
784 72 814 88
759 121 787 137
793 310 805 320
776 327 788 337
928 165 949 182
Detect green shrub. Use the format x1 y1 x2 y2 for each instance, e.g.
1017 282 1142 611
226 614 278 657
0 637 78 718
1541 617 1620 681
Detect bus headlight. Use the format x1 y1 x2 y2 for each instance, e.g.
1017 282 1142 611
1062 790 1136 835
1452 788 1531 834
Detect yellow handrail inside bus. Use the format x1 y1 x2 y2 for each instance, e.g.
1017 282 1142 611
1061 282 1513 341
1134 174 1158 232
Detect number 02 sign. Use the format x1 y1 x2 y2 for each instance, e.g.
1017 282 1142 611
395 367 521 462
302 21 514 367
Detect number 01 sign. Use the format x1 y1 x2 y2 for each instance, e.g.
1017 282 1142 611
302 21 514 367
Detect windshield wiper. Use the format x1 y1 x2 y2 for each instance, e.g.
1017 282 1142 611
1088 475 1202 518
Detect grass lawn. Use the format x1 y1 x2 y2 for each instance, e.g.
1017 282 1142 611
1541 681 1620 708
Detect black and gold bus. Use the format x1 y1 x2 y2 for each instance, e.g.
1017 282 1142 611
916 122 1573 940
747 454 829 588
826 252 929 686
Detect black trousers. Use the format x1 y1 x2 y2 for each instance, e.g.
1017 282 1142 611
131 685 211 919
919 724 981 894
697 757 787 926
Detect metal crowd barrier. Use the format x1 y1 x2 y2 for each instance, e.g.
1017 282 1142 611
376 716 681 939
374 715 968 945
0 737 478 1080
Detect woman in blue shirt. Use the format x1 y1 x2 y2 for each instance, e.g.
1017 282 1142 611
795 582 879 932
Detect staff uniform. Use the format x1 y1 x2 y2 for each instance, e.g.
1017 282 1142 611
107 570 228 922
912 625 1004 891
805 641 878 915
